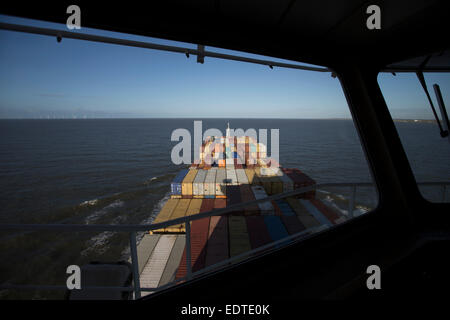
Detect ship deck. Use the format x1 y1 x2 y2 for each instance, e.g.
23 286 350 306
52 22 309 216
136 136 349 294
137 195 347 294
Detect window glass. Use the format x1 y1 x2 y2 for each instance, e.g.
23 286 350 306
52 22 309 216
0 15 377 299
378 72 450 203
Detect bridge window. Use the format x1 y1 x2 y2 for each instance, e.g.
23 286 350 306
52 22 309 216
0 14 378 299
378 71 450 203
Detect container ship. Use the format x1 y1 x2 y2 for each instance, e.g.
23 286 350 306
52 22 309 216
136 124 349 296
2 2 448 302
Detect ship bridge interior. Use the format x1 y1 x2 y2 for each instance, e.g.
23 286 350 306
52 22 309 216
1 0 450 302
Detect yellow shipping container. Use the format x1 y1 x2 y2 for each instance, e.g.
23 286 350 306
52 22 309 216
253 167 271 193
261 179 272 195
228 216 251 257
244 168 255 184
249 170 262 186
185 199 202 216
182 169 197 196
286 197 320 228
184 199 203 230
151 199 179 233
165 199 191 233
269 176 283 195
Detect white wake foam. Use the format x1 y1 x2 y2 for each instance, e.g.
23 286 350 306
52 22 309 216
84 199 125 224
80 199 98 206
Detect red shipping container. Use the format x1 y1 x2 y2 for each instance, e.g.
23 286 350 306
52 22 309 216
205 216 229 267
240 185 259 216
176 217 210 278
200 199 215 213
282 168 316 199
271 201 283 216
310 199 340 224
214 198 226 209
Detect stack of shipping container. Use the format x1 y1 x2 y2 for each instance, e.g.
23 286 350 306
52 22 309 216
166 136 317 225
141 135 348 290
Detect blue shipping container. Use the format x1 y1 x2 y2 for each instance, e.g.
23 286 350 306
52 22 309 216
299 199 332 226
275 199 296 216
263 216 289 242
171 169 189 195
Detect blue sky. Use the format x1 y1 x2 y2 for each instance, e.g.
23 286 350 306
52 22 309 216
0 14 449 119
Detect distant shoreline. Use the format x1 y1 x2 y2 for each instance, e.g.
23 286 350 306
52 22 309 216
393 119 436 123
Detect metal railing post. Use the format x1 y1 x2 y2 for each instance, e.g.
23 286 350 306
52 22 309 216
349 185 356 218
185 222 192 280
129 231 141 299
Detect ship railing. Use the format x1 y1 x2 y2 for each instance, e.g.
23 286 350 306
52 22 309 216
0 181 448 299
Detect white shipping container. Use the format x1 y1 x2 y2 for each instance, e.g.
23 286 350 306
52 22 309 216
226 169 238 185
251 186 274 215
139 235 176 293
193 170 207 196
260 167 282 176
215 169 227 196
204 168 217 196
235 168 249 184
